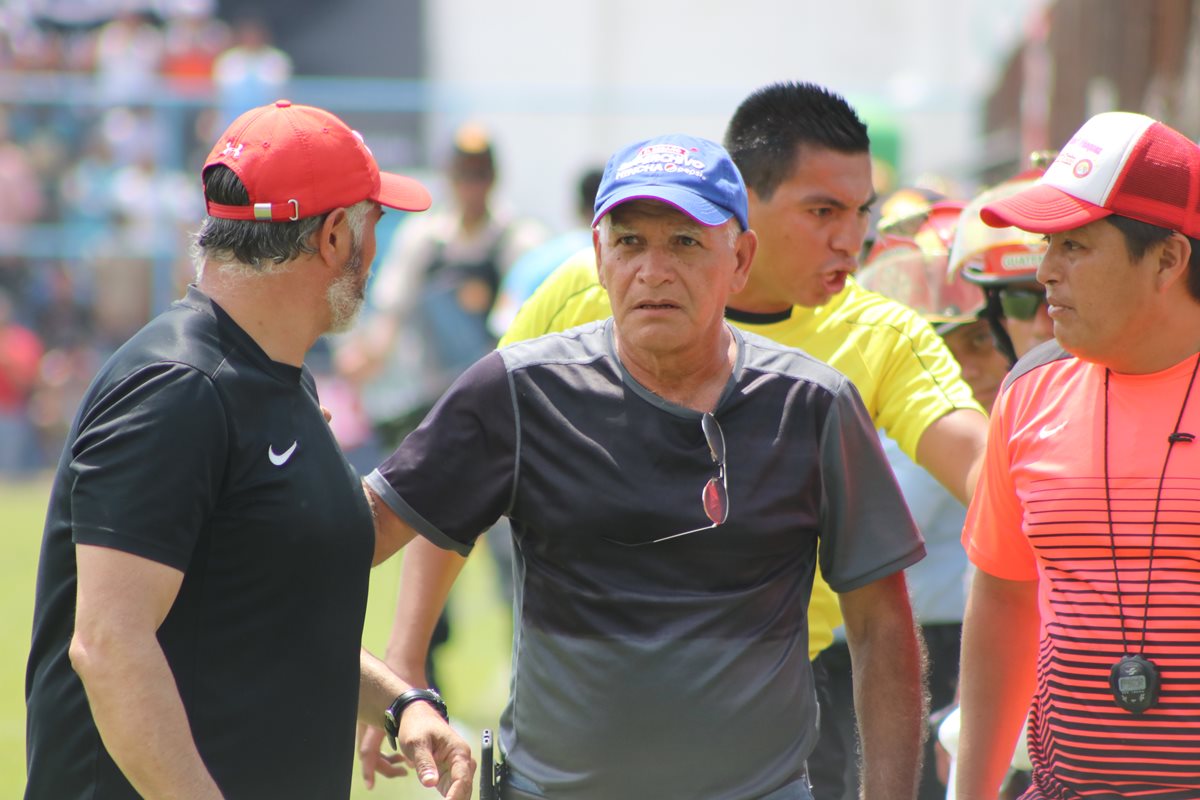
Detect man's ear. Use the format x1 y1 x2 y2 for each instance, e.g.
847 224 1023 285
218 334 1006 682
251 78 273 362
317 208 349 267
593 226 607 291
1156 231 1192 293
730 228 757 294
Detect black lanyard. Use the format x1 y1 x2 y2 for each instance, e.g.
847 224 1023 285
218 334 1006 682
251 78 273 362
1102 353 1200 713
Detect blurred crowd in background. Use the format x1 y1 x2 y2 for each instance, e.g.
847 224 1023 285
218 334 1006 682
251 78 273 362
2 0 1195 492
0 1 301 474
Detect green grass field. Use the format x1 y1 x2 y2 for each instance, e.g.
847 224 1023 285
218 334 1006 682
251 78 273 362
3 476 511 799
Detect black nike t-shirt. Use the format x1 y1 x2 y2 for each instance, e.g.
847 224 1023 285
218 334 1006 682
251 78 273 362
25 287 375 799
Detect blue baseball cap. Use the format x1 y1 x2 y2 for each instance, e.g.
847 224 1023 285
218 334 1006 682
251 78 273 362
592 134 749 231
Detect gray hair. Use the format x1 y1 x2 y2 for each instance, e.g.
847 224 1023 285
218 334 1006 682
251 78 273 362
193 164 372 281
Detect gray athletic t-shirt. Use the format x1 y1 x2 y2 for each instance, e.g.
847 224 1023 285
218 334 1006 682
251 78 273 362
368 319 923 800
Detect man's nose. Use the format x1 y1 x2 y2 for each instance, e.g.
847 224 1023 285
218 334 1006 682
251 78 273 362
635 247 677 284
832 214 868 258
1035 250 1057 285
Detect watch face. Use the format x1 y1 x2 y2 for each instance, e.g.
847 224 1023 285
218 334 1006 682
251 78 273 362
384 708 398 734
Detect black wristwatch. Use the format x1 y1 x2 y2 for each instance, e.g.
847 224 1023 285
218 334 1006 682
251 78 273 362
383 688 449 749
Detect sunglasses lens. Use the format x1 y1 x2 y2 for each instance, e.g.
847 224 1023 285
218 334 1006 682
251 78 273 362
999 289 1044 320
702 478 728 525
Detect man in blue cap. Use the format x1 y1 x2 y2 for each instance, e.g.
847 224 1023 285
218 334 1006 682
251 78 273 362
364 134 927 799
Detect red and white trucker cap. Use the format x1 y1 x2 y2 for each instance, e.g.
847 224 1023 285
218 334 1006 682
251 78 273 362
203 100 431 222
981 111 1200 238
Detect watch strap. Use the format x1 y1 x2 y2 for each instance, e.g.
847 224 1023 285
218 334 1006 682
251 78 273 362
383 688 449 749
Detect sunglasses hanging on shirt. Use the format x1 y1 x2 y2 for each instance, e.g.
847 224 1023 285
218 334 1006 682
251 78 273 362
604 412 728 548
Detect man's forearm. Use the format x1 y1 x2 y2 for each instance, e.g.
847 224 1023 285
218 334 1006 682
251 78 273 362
851 613 926 798
359 647 412 722
955 572 1039 800
366 484 464 684
383 537 468 684
72 631 223 800
915 408 988 507
842 573 926 800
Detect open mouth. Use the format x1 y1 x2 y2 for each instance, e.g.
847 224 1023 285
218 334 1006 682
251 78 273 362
823 271 849 291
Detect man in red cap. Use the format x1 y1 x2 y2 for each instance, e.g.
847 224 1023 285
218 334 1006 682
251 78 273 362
24 100 474 800
956 111 1200 799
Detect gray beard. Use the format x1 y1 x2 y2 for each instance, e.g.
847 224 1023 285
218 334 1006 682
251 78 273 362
326 247 366 334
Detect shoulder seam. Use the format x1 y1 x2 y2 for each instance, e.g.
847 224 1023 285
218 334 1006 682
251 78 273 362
1002 340 1073 390
504 362 521 517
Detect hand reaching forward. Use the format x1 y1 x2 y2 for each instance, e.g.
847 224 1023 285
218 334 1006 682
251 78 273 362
359 704 475 798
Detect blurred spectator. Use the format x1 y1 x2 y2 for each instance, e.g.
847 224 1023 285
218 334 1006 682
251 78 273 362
338 122 545 690
0 108 48 225
0 288 44 475
97 104 168 167
57 128 117 249
487 165 603 337
30 261 93 349
27 337 99 479
2 14 74 72
953 165 1055 366
110 147 202 247
89 250 152 349
160 0 228 87
0 106 47 294
211 15 291 133
341 122 546 444
89 8 165 102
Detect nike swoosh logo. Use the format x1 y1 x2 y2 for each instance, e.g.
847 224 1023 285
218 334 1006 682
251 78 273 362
268 441 298 466
1038 421 1067 440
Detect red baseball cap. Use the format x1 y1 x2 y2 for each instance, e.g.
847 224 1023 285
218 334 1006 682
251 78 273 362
981 111 1200 238
203 100 431 222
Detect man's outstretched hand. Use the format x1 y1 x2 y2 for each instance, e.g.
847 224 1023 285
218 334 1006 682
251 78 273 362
358 705 475 798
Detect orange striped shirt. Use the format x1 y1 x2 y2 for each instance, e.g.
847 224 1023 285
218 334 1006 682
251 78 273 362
965 344 1200 798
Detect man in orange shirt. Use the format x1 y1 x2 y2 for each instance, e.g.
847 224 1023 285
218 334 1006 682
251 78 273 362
957 112 1200 799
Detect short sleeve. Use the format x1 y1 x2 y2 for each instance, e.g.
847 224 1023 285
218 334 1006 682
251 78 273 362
961 387 1038 580
498 248 611 345
366 351 517 555
70 363 227 571
873 312 983 461
817 378 927 593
